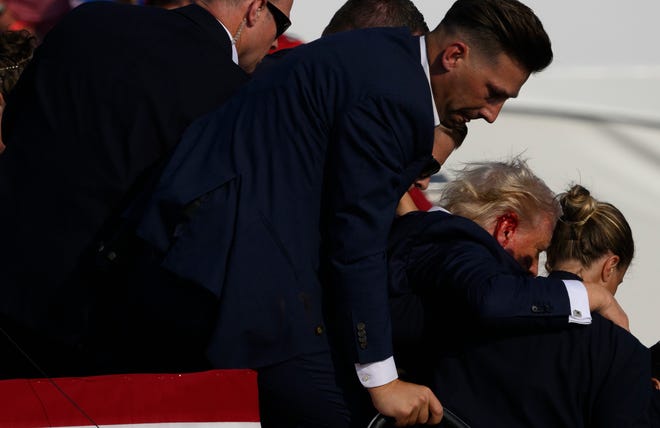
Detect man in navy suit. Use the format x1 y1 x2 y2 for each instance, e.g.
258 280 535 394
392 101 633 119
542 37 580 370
388 159 650 427
125 1 559 426
0 0 292 377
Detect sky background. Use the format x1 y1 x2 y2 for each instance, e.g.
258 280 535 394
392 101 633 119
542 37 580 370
287 0 660 68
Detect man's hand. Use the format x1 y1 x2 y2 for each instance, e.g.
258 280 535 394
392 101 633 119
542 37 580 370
585 282 629 331
368 378 443 426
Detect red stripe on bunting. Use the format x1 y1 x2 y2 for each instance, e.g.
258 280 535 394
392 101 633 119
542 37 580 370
0 369 259 426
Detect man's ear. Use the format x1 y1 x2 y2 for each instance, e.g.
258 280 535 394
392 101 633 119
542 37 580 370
440 42 467 70
493 212 519 247
601 255 620 282
245 0 267 27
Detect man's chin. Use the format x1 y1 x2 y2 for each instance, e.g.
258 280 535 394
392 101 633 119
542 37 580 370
441 117 465 129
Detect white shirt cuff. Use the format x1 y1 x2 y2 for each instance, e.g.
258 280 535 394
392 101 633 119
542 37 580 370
355 356 398 388
563 279 592 324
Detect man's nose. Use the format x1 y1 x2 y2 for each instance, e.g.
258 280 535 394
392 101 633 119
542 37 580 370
480 101 505 124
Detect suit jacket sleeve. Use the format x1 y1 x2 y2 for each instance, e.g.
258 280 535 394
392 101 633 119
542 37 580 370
326 94 431 364
410 223 572 326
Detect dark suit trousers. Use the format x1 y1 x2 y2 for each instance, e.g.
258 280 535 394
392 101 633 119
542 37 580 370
257 350 353 428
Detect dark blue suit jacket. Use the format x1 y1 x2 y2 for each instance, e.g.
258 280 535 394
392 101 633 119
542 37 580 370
389 210 572 327
134 27 436 368
388 211 651 427
0 3 248 345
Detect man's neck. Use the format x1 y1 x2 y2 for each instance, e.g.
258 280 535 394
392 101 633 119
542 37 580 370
195 0 241 64
196 0 243 36
552 260 587 279
424 29 450 112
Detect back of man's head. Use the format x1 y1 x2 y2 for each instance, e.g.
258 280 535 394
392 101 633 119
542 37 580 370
0 30 37 99
439 157 560 231
437 0 552 73
322 0 429 36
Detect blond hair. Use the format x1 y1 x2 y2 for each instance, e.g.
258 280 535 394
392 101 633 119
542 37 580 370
546 184 634 271
440 156 560 230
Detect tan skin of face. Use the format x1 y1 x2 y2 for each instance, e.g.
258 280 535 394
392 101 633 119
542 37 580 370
426 31 530 129
491 212 555 277
236 0 293 73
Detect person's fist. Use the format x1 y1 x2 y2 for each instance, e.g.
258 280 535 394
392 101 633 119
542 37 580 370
585 282 629 331
368 379 443 426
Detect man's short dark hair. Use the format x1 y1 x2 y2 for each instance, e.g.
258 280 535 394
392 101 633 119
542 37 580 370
440 0 552 73
322 0 429 36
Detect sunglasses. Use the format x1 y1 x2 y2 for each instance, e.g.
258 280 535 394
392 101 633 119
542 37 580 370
419 157 441 179
266 2 291 39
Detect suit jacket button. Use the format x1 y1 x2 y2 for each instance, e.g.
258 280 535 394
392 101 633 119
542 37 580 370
315 325 324 336
356 322 366 331
359 343 367 350
357 330 367 338
532 305 547 314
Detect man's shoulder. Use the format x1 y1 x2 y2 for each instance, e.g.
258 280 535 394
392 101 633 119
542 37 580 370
68 1 159 20
64 2 204 34
325 26 416 43
392 211 493 246
61 2 231 62
51 2 172 45
389 211 495 262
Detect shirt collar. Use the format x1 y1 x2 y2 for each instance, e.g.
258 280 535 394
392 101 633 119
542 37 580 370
420 36 440 127
218 20 239 65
